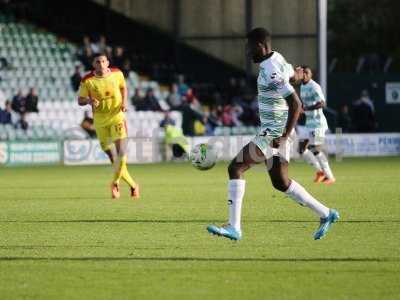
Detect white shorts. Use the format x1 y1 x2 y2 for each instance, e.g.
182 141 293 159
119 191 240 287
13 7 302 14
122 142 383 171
296 125 309 141
252 130 295 162
305 127 327 146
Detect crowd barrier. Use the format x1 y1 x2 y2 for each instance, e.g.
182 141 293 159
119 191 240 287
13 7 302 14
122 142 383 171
0 133 399 166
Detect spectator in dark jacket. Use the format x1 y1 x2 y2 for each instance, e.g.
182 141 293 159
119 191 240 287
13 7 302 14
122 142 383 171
337 104 352 133
26 88 39 113
0 100 13 124
181 98 205 136
136 88 162 111
79 47 94 71
131 88 143 108
11 90 26 113
352 97 376 132
70 65 82 91
112 46 126 70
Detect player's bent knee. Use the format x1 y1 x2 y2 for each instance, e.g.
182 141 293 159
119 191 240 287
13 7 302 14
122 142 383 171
298 143 307 155
228 161 243 178
311 149 320 155
271 178 290 192
100 143 112 152
308 145 319 155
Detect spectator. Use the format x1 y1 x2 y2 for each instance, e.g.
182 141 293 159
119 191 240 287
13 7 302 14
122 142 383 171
93 35 112 55
181 98 205 136
70 65 82 91
221 105 235 127
162 121 189 160
121 59 131 78
81 110 96 138
356 90 375 112
79 47 94 71
166 83 182 110
204 106 222 135
136 88 162 111
78 35 96 55
0 57 10 70
112 46 126 70
25 88 39 113
11 90 26 113
185 88 196 104
337 104 352 133
0 100 13 124
105 46 114 63
231 104 243 126
159 111 176 128
352 95 376 132
131 88 143 108
177 74 189 96
15 111 28 130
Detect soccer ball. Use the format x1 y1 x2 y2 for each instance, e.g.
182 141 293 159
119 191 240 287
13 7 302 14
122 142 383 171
190 143 218 170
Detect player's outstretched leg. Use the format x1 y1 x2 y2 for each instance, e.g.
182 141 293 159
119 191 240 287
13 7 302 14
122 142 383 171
267 156 339 240
114 138 140 199
299 140 324 183
207 142 265 241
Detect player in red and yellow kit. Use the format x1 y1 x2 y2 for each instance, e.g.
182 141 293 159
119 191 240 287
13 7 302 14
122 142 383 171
78 53 139 199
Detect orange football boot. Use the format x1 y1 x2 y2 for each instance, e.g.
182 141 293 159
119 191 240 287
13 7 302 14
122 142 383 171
131 184 140 199
314 171 326 183
323 177 336 185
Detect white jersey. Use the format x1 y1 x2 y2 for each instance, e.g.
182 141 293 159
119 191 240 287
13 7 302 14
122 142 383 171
257 51 295 139
300 79 328 129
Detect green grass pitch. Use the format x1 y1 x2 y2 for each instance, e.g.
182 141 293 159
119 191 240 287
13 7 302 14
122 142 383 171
0 157 399 299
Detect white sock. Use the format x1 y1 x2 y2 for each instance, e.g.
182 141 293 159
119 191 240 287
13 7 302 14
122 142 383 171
315 152 334 179
285 180 330 218
302 149 322 171
228 179 246 231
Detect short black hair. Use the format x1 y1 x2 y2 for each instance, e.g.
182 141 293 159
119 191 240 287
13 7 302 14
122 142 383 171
302 65 311 70
246 27 271 43
93 52 109 59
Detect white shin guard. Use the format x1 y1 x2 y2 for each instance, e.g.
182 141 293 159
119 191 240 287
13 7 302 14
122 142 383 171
228 179 246 231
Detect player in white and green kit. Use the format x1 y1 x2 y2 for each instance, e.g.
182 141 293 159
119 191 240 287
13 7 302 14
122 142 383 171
298 66 335 184
207 28 339 241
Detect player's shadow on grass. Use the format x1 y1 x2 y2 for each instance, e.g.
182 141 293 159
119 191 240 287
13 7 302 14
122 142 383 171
0 256 398 262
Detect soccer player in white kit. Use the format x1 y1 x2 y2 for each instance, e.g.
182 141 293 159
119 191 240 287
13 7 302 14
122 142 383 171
207 28 339 241
298 66 335 184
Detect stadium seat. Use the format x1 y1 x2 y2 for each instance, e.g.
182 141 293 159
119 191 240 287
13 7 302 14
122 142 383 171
0 14 177 141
